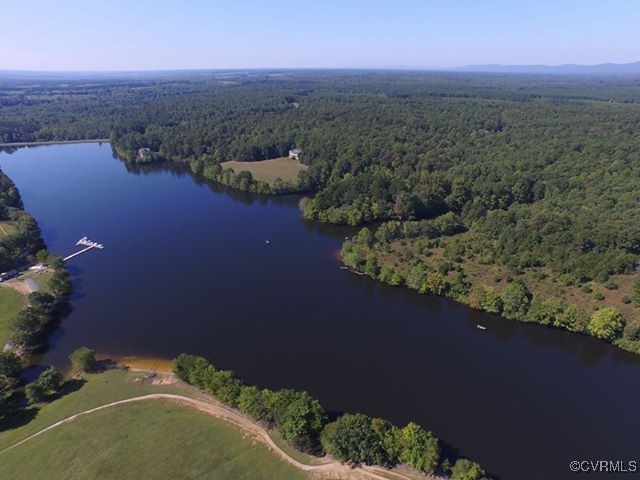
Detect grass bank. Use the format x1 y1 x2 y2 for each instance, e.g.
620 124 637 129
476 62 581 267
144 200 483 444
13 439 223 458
0 369 307 480
0 287 26 347
0 399 305 480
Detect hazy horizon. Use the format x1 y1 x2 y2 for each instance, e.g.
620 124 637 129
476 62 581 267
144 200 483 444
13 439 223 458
2 0 639 71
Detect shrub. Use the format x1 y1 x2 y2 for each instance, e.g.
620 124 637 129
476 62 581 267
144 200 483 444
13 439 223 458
37 366 62 394
588 307 625 341
69 347 96 373
580 284 593 294
451 458 486 480
398 422 440 474
500 282 531 320
238 386 271 421
554 304 588 333
25 382 46 404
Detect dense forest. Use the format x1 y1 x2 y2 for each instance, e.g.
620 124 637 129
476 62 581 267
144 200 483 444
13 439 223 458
2 70 640 352
0 170 43 272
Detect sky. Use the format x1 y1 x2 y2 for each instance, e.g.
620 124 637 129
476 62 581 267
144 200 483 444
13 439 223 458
1 0 639 71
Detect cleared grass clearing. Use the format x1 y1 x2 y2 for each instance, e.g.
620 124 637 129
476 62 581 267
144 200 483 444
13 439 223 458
0 221 18 237
0 400 306 480
0 287 26 347
222 157 308 185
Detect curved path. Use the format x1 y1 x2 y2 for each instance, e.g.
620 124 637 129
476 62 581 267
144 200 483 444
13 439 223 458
0 393 422 480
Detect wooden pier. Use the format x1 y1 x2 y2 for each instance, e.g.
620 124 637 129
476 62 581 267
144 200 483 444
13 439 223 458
63 237 104 261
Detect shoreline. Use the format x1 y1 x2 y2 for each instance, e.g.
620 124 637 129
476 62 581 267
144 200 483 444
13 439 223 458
105 354 173 373
0 139 109 148
0 369 429 480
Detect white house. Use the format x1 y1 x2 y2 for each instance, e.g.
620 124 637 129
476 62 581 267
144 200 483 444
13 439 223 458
288 148 302 160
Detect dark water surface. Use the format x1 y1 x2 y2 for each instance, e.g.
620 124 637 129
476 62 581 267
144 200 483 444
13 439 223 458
2 143 639 480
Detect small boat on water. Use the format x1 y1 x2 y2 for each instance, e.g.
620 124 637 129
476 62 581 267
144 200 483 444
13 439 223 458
265 240 270 244
339 266 349 270
476 325 487 330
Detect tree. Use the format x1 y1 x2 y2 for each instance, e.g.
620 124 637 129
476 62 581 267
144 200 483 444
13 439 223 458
320 413 387 465
467 285 487 310
0 351 22 379
481 287 502 314
238 386 270 421
9 308 41 347
171 353 214 387
36 249 49 264
37 366 62 394
0 352 21 413
28 292 55 316
634 277 640 307
587 307 625 341
451 458 485 480
25 382 47 404
554 304 588 333
399 422 440 474
69 347 96 373
525 297 565 326
279 392 326 453
500 282 531 320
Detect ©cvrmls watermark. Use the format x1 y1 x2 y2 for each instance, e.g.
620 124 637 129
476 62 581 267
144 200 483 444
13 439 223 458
570 460 638 473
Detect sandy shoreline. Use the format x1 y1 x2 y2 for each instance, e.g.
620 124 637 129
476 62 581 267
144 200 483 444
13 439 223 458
102 354 173 373
0 139 109 148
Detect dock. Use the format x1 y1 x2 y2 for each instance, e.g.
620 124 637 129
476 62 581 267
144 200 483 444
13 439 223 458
63 236 104 261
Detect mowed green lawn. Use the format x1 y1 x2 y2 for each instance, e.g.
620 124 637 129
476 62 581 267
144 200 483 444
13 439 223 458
0 370 307 480
0 400 306 480
0 287 26 346
221 157 308 185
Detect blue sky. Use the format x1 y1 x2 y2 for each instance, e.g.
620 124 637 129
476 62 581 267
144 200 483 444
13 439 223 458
1 0 639 70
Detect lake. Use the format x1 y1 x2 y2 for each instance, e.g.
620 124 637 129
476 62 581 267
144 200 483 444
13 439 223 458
1 143 639 480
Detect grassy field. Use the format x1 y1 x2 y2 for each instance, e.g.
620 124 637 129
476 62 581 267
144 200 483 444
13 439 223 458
0 287 26 346
0 400 306 480
221 157 308 185
0 370 307 480
18 268 54 293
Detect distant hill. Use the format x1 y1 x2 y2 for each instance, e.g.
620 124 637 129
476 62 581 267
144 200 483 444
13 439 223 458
451 61 640 75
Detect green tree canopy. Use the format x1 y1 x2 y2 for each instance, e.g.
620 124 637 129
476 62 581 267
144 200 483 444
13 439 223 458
69 346 96 373
500 281 531 320
588 307 625 341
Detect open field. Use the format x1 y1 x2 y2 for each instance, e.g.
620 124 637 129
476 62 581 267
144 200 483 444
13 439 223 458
0 370 195 450
0 287 26 347
0 399 306 480
0 369 421 480
222 157 308 185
